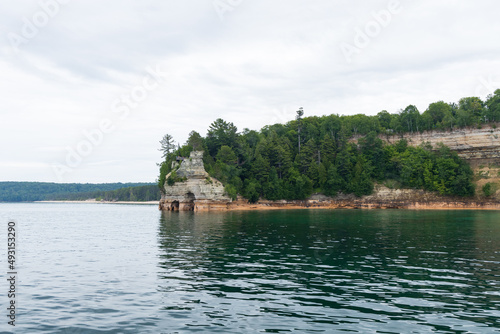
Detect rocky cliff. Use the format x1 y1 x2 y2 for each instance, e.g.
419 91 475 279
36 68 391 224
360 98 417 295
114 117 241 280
375 124 500 203
376 123 500 167
227 185 500 211
160 128 500 212
159 151 231 211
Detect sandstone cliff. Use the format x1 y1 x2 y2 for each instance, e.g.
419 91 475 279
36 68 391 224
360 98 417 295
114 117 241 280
227 185 500 211
374 123 500 167
159 151 231 211
160 127 500 212
375 124 500 203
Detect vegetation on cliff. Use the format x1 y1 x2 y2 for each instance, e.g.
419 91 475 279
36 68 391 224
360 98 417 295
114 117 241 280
158 91 500 201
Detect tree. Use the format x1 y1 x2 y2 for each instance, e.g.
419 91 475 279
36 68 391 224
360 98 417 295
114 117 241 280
344 114 380 136
422 101 452 130
251 154 270 183
206 118 238 156
456 108 474 127
399 105 420 133
320 134 336 166
296 138 316 174
216 146 237 164
377 110 392 130
187 131 204 151
482 183 493 197
335 142 356 192
358 131 386 180
349 157 373 197
389 114 404 134
296 107 304 153
455 97 484 125
324 165 342 197
459 97 484 119
321 114 341 139
264 167 281 200
159 134 175 158
485 89 500 122
318 163 327 189
244 179 260 203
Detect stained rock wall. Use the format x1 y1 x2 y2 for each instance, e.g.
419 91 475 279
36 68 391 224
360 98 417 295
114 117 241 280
159 151 231 211
376 123 500 166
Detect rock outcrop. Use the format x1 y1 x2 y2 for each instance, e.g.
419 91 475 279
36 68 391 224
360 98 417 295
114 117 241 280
376 123 500 166
159 151 231 211
160 127 500 212
227 185 500 210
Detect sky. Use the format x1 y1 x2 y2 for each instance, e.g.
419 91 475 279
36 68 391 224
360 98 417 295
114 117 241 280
1 0 500 183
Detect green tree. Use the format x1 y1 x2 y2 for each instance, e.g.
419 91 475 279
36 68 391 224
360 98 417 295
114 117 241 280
324 165 342 197
206 118 238 156
224 184 238 200
264 167 281 200
187 131 204 151
482 183 493 197
349 157 373 197
296 138 317 174
358 131 386 180
216 145 237 164
400 105 421 133
422 101 452 130
244 179 260 203
485 89 500 122
320 134 336 166
159 133 175 158
459 97 484 121
251 154 270 184
377 110 392 130
296 107 304 153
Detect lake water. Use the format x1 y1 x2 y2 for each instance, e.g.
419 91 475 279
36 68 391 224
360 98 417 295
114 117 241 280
1 203 499 333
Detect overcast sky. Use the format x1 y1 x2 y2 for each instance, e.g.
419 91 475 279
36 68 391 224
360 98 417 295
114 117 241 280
1 0 500 183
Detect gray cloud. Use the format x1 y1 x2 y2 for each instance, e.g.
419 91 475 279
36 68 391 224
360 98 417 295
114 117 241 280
1 0 500 182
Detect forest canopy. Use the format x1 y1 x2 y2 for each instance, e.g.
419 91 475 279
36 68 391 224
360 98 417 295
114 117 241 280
0 182 158 202
158 91 500 201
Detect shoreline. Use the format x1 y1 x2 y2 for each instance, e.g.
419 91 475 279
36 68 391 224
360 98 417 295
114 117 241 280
160 185 500 212
224 202 500 211
159 199 500 212
36 200 159 205
24 200 500 210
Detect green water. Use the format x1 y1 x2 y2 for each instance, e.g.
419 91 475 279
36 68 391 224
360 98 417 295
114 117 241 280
2 204 499 333
158 209 500 332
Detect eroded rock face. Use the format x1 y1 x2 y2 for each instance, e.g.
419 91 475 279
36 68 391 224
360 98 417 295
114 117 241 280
376 124 500 166
159 151 231 211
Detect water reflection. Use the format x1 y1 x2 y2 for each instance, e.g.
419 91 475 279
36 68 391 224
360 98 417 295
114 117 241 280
156 210 500 333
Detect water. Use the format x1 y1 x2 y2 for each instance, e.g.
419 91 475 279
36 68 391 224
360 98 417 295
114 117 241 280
1 204 500 333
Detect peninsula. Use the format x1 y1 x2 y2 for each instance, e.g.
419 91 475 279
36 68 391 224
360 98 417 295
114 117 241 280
158 91 500 211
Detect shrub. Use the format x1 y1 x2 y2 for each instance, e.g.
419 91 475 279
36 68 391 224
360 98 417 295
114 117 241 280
483 183 495 197
224 184 238 201
166 171 186 186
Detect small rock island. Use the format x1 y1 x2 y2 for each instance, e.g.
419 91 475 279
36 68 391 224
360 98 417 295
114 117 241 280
159 151 231 211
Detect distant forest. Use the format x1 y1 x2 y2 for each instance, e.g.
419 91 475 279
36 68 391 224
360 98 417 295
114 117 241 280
0 182 160 202
159 90 500 201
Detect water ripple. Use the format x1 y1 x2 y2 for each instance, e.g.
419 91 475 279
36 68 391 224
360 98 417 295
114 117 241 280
2 204 500 332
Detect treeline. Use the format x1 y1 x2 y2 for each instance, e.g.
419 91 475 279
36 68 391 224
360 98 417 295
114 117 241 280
0 182 156 202
47 184 160 202
158 91 500 201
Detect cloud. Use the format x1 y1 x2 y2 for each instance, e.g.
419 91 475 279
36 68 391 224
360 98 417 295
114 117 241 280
1 0 500 182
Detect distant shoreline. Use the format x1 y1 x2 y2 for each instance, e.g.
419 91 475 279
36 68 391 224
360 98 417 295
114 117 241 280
25 200 500 210
36 200 159 205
